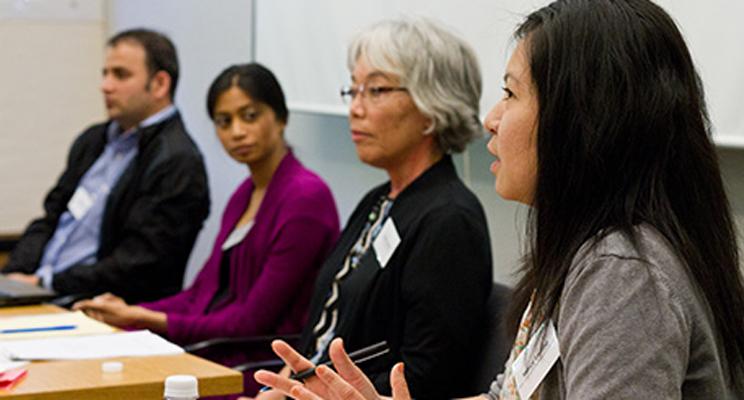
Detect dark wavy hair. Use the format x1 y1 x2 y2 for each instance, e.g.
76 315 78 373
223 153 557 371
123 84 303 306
206 63 288 124
507 0 744 386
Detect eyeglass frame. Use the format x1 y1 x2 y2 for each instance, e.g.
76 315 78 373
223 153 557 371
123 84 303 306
339 83 408 105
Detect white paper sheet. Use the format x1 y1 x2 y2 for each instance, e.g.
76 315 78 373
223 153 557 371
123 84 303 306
0 330 183 360
0 361 28 374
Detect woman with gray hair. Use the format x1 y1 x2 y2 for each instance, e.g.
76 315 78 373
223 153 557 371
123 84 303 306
249 18 493 400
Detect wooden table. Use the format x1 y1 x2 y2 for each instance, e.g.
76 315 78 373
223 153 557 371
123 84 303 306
0 305 243 399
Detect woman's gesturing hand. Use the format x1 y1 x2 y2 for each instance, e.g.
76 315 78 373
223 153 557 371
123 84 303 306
254 338 412 400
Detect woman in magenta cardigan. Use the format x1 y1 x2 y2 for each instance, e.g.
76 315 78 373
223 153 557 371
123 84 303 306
75 63 340 397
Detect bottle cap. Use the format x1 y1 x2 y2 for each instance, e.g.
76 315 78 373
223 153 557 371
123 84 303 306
101 361 123 373
164 375 199 398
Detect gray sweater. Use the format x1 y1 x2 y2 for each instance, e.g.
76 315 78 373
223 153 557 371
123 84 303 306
489 225 743 399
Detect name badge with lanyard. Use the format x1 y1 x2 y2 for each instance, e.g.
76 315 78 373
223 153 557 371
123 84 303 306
511 320 561 399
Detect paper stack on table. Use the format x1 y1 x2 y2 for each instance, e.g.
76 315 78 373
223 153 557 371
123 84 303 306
0 330 184 360
0 311 115 341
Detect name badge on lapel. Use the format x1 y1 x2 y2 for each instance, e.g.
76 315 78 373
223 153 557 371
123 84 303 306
511 320 560 399
373 218 401 268
67 187 95 220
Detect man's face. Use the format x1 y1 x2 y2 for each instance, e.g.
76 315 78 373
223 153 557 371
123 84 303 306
100 41 157 131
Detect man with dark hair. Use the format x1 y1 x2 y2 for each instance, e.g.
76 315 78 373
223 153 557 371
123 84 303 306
3 28 210 304
108 28 180 100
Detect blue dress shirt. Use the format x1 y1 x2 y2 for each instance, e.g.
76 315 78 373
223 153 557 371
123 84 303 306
36 106 177 289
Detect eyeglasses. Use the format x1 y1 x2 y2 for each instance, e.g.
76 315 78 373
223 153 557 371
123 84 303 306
340 83 407 105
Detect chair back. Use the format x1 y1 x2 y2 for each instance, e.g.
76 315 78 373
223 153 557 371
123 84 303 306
470 281 513 392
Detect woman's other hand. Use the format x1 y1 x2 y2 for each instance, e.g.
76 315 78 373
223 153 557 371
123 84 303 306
72 292 166 332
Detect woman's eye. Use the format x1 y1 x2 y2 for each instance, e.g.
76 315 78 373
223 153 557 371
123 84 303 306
241 110 258 122
368 87 383 97
501 86 514 99
214 116 230 129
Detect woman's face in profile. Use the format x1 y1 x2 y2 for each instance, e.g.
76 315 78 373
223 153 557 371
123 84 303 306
212 86 286 167
484 40 539 205
347 57 431 170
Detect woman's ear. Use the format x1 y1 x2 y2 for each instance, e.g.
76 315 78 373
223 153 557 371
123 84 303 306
423 119 436 135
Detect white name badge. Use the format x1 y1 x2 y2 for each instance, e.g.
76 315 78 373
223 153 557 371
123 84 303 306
67 187 95 220
372 218 401 268
512 320 561 399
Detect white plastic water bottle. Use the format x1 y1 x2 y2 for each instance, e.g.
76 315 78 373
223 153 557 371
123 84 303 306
163 375 199 400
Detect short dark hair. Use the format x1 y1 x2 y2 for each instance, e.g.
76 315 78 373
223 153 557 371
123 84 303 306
507 0 744 386
108 28 179 99
206 63 288 124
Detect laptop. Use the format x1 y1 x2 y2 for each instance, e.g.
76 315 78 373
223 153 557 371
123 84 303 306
0 275 57 306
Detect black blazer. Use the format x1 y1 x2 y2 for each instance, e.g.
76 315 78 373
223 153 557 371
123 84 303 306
4 111 210 303
300 156 493 399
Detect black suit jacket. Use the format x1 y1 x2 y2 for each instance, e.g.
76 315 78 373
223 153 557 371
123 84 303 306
300 156 493 399
4 111 210 303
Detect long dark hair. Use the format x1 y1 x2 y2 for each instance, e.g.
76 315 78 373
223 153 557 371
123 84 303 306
507 0 744 385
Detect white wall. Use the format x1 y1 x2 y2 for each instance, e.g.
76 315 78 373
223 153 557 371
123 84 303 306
0 0 106 235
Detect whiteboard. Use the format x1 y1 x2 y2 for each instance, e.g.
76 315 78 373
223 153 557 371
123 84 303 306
255 0 744 147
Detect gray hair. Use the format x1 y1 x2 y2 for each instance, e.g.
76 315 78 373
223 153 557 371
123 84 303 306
347 18 484 153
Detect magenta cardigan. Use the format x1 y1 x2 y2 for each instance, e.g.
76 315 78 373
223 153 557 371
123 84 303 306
140 152 339 395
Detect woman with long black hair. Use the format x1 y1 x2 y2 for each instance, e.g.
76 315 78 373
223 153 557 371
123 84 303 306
253 0 744 399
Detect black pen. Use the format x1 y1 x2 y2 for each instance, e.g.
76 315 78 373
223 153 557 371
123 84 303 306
291 341 390 381
258 341 390 392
